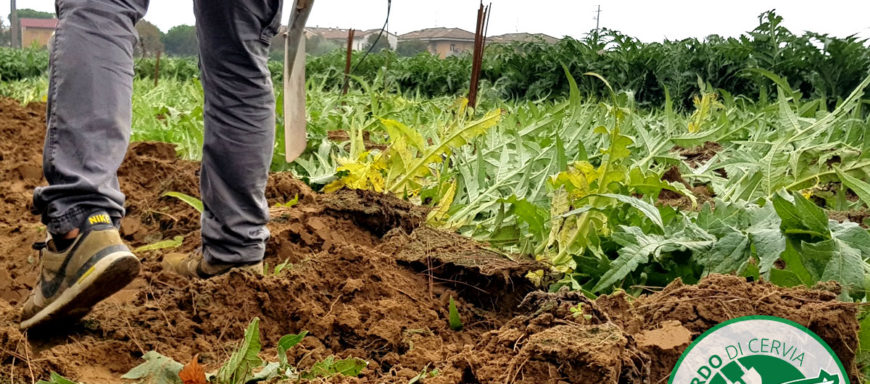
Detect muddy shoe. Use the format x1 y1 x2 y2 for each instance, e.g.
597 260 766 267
20 211 141 330
163 250 264 278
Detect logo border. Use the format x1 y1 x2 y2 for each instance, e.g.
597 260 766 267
667 315 849 384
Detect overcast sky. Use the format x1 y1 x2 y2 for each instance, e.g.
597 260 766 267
4 1 870 42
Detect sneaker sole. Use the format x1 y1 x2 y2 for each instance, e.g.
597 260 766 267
20 251 141 330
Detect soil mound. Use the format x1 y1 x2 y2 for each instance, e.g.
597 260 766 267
459 275 858 383
0 98 861 384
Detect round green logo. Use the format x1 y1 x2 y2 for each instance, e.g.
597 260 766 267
669 316 848 384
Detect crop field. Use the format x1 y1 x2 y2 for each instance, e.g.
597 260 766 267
1 11 870 384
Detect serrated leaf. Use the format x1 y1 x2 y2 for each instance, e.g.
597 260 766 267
504 196 547 236
122 351 183 384
803 238 865 296
603 133 633 162
216 318 263 384
830 221 870 256
779 242 816 287
835 167 870 207
746 202 786 276
672 123 730 147
592 226 712 292
626 167 667 196
427 180 457 224
588 193 664 231
748 228 785 276
559 206 597 218
769 268 802 287
381 118 425 151
390 109 501 193
448 296 463 331
698 231 751 274
777 87 801 132
772 191 829 238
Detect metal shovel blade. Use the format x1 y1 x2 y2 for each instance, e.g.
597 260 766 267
283 0 314 163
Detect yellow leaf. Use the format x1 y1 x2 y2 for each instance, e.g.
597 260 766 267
389 108 501 194
687 92 723 133
381 118 425 151
427 180 457 224
325 152 386 193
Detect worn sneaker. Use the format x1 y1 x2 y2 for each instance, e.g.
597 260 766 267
162 250 264 278
20 211 141 330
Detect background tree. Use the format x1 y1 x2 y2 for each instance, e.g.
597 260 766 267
305 34 340 56
268 26 286 62
364 33 391 52
13 8 54 19
0 18 10 47
396 40 428 57
162 25 197 56
134 20 164 58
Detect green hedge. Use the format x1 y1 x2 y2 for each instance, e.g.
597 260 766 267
5 11 869 108
0 47 49 81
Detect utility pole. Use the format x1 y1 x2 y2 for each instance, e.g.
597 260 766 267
10 0 19 48
594 4 601 31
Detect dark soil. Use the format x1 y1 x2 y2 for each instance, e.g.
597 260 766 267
657 166 714 211
675 141 723 167
828 210 870 228
327 130 387 151
0 98 861 383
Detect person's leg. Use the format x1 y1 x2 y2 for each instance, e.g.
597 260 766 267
33 0 148 234
194 0 282 265
21 0 146 329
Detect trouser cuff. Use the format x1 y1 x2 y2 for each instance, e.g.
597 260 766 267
202 243 265 265
43 207 88 236
43 207 121 236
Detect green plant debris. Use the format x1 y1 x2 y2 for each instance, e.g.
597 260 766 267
162 191 203 213
133 235 184 253
122 351 183 384
216 317 263 384
448 296 463 331
301 356 368 379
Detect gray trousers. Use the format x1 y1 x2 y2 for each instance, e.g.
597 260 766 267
32 0 283 264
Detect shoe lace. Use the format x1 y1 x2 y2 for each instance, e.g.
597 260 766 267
32 241 47 251
32 240 48 261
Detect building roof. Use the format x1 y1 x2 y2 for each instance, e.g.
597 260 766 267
20 18 58 29
399 27 475 42
305 27 395 41
305 27 351 40
488 32 559 44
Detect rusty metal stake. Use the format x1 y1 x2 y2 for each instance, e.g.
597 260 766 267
468 2 490 108
342 28 356 95
153 50 161 87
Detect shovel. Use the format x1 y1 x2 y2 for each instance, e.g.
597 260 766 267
728 358 763 384
283 0 314 162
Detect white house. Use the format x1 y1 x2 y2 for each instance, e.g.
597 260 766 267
304 27 397 51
